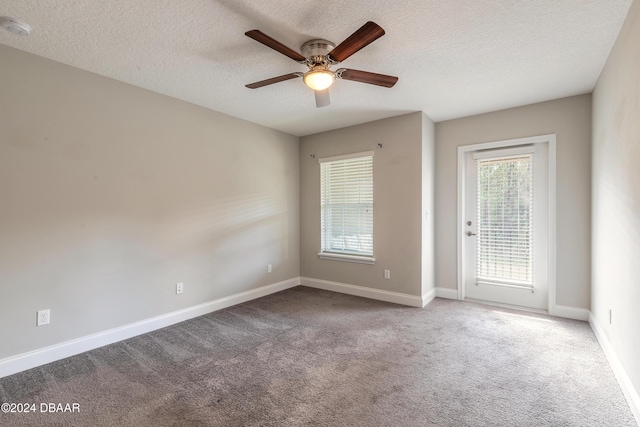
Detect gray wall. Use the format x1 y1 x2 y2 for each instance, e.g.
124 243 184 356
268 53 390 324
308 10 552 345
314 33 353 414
0 45 300 359
435 94 592 309
300 112 434 297
421 113 436 298
592 0 640 403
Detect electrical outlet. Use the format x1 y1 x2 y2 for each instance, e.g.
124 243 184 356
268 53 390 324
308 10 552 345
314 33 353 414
267 264 272 273
384 270 391 280
37 309 50 326
176 283 184 295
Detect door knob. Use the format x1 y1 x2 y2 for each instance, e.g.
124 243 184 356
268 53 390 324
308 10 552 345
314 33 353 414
466 231 476 236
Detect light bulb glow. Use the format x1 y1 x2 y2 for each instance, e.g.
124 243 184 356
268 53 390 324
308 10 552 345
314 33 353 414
304 70 335 91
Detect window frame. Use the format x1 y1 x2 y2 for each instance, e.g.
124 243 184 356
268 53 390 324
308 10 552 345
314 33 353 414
474 152 534 287
317 151 375 265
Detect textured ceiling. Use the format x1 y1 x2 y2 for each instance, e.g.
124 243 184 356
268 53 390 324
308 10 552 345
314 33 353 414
0 0 633 136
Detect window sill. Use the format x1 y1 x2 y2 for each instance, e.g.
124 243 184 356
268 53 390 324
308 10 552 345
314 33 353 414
317 252 376 264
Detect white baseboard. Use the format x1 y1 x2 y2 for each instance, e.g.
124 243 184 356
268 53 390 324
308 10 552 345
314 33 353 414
589 312 640 424
435 287 459 300
301 277 423 307
422 288 436 307
553 304 590 321
0 277 301 379
430 287 589 321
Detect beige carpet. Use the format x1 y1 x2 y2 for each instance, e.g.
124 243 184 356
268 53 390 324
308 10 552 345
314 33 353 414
0 287 636 426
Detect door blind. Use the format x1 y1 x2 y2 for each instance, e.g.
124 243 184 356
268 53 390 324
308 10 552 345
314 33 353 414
320 154 373 256
476 155 533 286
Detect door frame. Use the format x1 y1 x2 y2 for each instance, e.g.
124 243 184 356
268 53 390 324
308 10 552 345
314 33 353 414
457 134 557 315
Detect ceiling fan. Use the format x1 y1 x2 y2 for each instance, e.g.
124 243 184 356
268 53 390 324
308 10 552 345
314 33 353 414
245 21 398 108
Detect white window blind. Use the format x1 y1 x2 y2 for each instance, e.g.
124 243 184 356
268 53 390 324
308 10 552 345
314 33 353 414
476 155 533 286
320 153 373 257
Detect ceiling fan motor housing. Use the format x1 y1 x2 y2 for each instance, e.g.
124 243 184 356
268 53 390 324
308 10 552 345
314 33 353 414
301 39 336 63
301 40 337 91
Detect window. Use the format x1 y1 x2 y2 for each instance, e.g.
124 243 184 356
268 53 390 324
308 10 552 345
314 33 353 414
476 154 533 286
318 151 374 264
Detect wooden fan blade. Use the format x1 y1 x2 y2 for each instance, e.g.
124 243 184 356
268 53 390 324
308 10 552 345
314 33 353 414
245 30 307 62
245 73 301 89
327 22 385 63
315 89 330 108
337 69 398 88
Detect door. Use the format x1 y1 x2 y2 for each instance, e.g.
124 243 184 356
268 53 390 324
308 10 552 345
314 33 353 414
464 144 548 310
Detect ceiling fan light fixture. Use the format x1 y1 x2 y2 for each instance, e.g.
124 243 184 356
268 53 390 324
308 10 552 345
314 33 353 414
303 69 335 91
